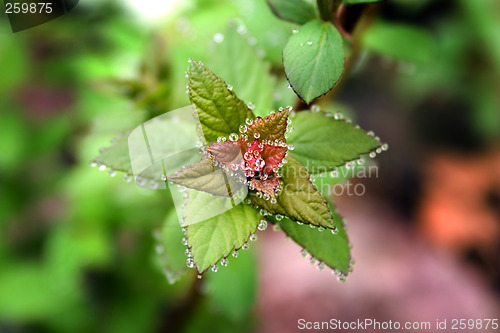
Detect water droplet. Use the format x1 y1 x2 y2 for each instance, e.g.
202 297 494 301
337 274 348 283
317 262 326 271
249 233 257 241
318 226 325 232
123 173 132 182
306 41 312 45
89 160 97 167
382 143 389 151
160 174 167 181
221 257 229 266
258 219 268 231
309 224 316 228
330 169 338 177
334 112 343 120
181 227 187 235
256 192 263 198
137 176 146 186
213 33 224 43
376 147 383 154
186 258 194 268
310 104 320 112
259 209 268 216
367 130 375 136
245 118 253 125
182 237 188 246
275 214 283 221
253 132 260 139
211 264 218 272
270 197 277 204
300 249 308 258
239 125 247 133
299 43 304 46
227 85 233 91
98 163 107 171
237 25 247 35
229 133 239 141
263 193 270 201
310 257 317 265
357 157 365 165
292 29 298 34
107 169 116 177
241 242 249 250
331 228 338 235
185 249 192 257
247 102 255 109
232 250 239 257
155 245 164 254
369 151 377 158
197 274 202 279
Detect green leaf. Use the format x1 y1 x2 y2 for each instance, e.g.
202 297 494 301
287 111 381 173
93 106 200 188
169 155 244 197
206 249 257 320
186 193 260 273
266 0 318 25
156 209 187 284
210 23 274 118
94 133 132 173
283 20 345 103
362 21 436 64
343 0 383 4
271 203 351 275
187 60 255 143
251 155 334 229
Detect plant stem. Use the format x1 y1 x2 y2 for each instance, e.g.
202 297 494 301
316 0 332 21
157 273 204 332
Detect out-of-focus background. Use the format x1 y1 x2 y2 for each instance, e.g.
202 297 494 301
1 0 499 332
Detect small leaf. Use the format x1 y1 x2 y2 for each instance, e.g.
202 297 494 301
187 60 255 143
210 23 274 118
261 144 288 174
169 155 244 197
251 155 334 229
157 209 187 283
266 0 318 25
287 111 381 173
271 203 351 274
185 194 261 273
250 177 280 198
207 140 244 166
283 20 345 103
246 107 290 143
94 134 132 173
362 21 436 64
